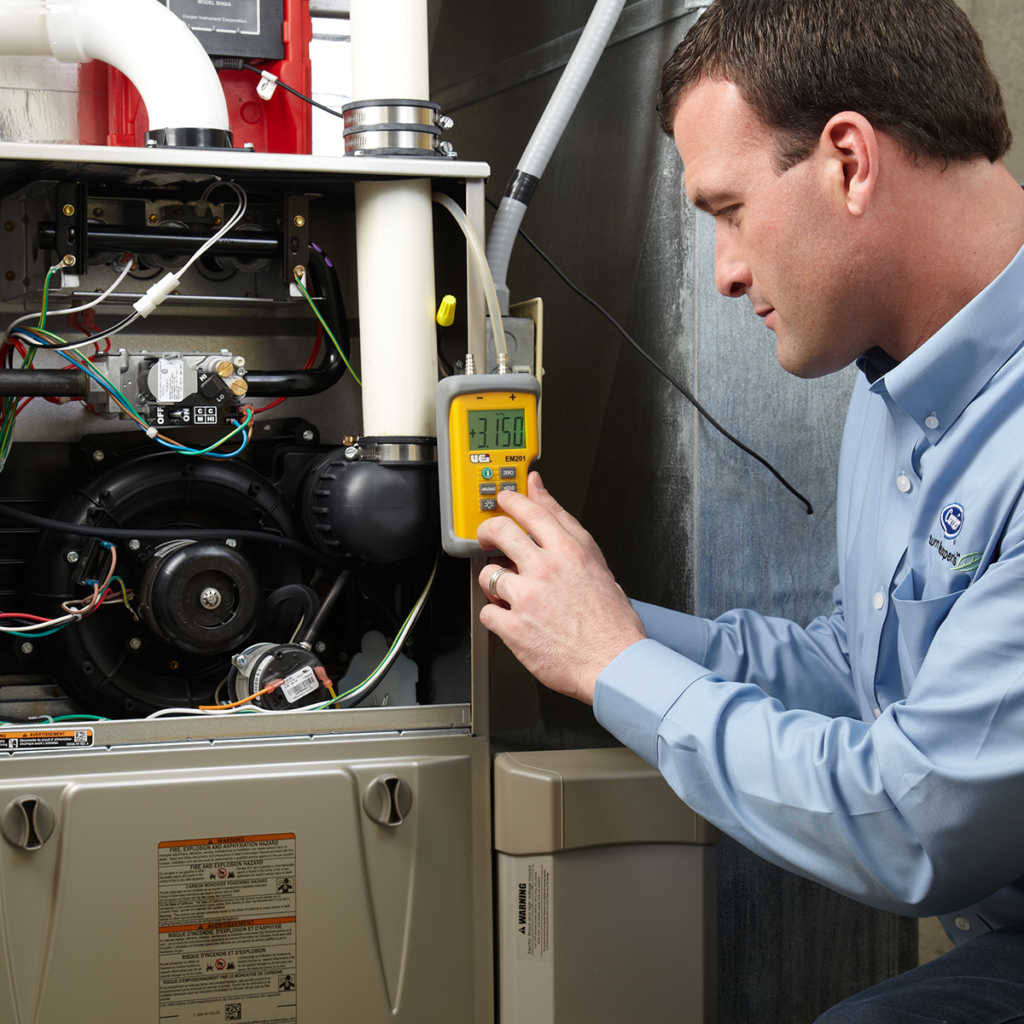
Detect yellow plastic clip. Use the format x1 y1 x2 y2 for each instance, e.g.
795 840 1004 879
436 294 457 327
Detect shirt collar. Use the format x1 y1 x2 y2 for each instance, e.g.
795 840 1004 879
861 240 1024 442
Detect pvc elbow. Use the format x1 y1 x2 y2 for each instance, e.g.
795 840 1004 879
45 0 231 140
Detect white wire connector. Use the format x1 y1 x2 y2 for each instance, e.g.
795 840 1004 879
256 70 279 101
146 426 159 438
133 273 181 318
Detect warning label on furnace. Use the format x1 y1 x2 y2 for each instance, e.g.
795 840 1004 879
158 833 297 1023
514 856 553 963
0 728 93 751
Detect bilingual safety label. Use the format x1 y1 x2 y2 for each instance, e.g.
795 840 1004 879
514 856 553 963
0 728 93 751
158 833 298 1023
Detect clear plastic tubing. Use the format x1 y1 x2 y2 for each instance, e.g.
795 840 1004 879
485 0 627 313
432 193 509 368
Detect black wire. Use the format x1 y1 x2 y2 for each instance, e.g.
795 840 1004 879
486 196 814 515
242 63 346 120
0 501 346 569
12 313 139 350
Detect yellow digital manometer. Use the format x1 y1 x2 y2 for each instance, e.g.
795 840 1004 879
436 372 541 556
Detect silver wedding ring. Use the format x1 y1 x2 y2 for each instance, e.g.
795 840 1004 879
488 566 511 598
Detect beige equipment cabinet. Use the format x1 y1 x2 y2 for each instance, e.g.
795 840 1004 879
0 140 494 1024
494 748 720 1024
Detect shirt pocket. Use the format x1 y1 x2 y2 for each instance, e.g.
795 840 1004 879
891 568 964 680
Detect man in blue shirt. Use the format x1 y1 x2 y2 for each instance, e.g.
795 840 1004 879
477 0 1024 1019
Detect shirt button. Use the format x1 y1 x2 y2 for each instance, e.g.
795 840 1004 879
896 474 912 493
873 592 885 610
873 708 882 719
954 916 971 931
925 414 939 430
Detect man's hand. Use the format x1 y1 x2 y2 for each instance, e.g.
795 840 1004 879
477 471 646 705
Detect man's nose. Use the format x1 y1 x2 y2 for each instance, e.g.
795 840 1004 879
714 226 752 298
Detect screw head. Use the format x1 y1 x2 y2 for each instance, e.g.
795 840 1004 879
4 271 15 282
344 446 360 461
20 642 33 655
61 254 76 267
234 654 248 668
128 538 141 551
66 550 79 564
200 587 222 610
62 204 75 217
293 214 306 227
92 449 105 462
302 429 314 442
225 538 237 549
92 207 103 217
129 637 142 650
315 641 326 653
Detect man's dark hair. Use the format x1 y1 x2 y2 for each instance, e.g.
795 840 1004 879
659 0 1012 170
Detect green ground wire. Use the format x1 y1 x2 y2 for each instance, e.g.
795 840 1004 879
294 276 362 386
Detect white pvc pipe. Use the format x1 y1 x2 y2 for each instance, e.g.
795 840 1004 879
350 0 437 437
350 0 429 100
355 178 438 436
486 0 627 312
0 0 230 135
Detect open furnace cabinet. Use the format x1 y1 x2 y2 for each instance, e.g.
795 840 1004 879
0 141 495 1024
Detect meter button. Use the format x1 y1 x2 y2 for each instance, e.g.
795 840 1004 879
499 468 517 478
480 467 494 480
479 484 497 495
480 499 498 511
500 483 518 492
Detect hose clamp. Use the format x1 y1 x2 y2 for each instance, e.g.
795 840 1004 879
341 99 455 158
344 439 437 464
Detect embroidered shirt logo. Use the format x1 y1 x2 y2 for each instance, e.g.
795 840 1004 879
940 502 964 540
951 551 983 574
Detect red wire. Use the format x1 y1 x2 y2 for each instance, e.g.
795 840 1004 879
0 612 49 622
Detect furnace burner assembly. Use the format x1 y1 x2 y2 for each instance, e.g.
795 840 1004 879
0 163 459 724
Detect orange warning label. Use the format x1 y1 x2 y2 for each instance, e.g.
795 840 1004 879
0 728 93 751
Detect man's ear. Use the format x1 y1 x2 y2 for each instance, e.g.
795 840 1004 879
821 112 878 217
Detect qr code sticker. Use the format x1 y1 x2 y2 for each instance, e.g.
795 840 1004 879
73 730 88 745
225 1003 242 1021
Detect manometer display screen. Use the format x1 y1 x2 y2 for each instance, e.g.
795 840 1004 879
468 409 526 450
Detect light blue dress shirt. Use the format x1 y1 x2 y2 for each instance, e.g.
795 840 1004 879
595 242 1024 945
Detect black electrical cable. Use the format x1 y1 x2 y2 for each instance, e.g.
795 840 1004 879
12 312 139 351
241 62 346 120
0 501 345 569
486 196 814 515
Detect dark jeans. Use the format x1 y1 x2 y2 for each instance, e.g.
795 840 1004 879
815 923 1024 1024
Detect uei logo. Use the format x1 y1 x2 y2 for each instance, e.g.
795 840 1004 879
470 453 491 463
940 503 964 540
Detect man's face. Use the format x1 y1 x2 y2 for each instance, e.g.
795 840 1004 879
674 78 874 378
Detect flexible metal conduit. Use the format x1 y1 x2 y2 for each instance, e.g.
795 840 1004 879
485 0 627 313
